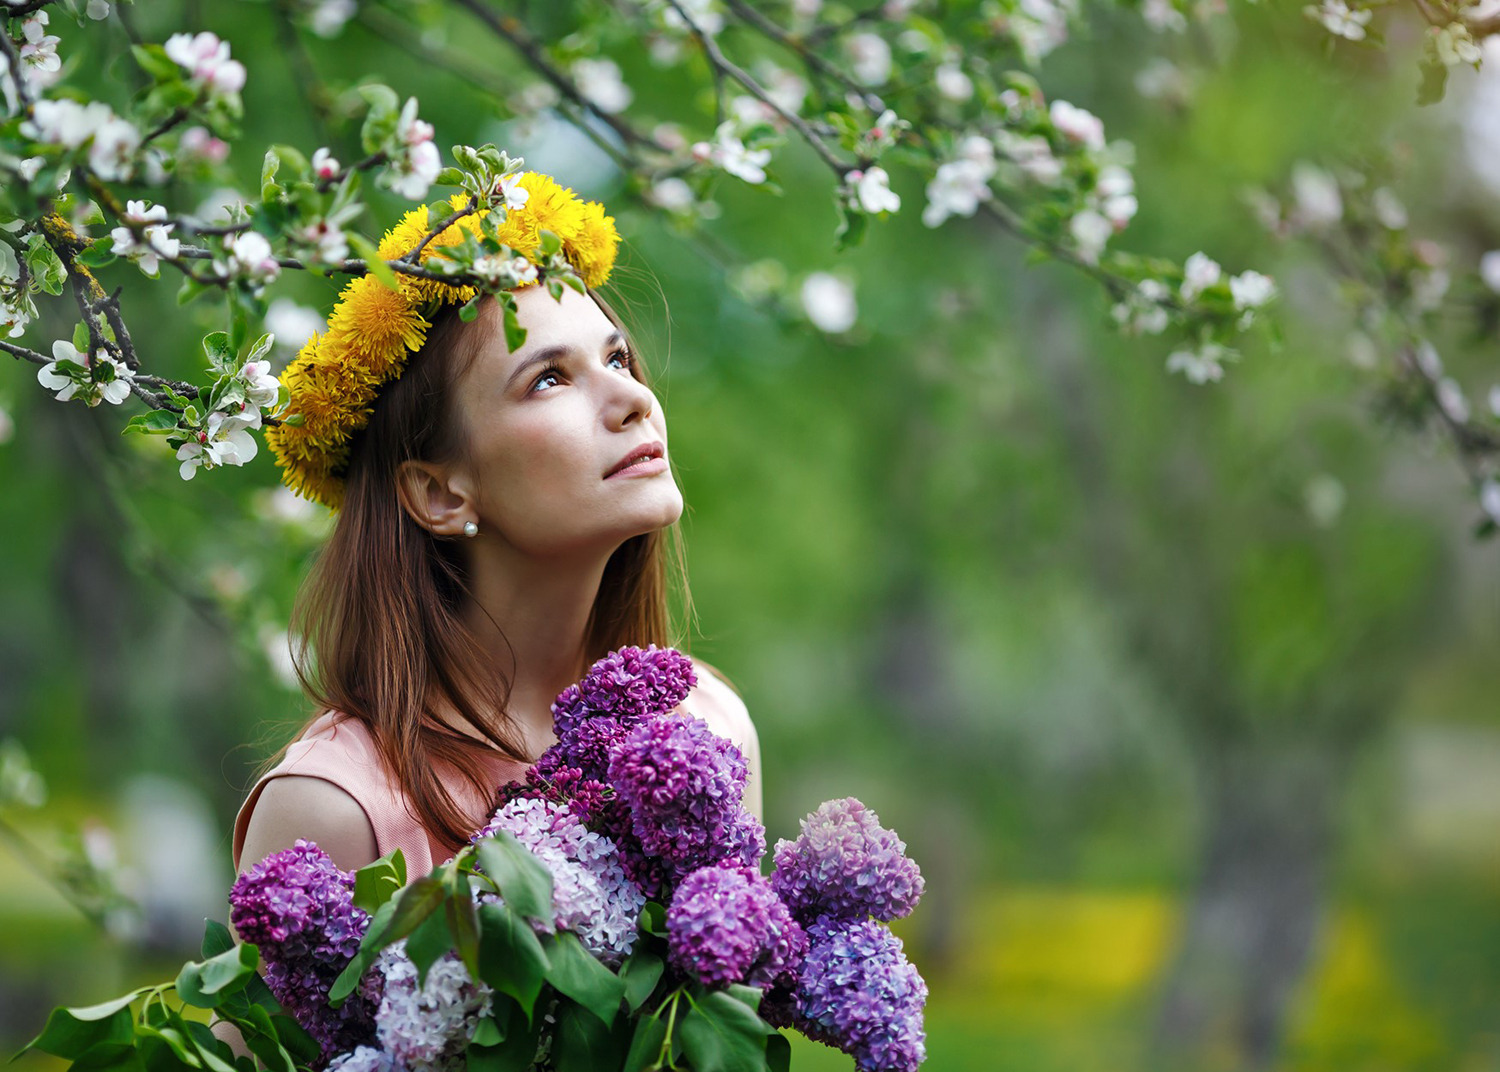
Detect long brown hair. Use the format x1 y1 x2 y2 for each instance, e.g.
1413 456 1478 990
283 288 686 850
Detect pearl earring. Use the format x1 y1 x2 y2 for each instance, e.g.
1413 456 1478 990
463 520 479 537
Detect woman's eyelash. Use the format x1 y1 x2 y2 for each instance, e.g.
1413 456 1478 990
530 349 634 392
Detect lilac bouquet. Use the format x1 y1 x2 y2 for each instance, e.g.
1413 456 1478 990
25 646 926 1072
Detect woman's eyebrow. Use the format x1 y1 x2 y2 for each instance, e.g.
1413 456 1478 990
505 331 625 388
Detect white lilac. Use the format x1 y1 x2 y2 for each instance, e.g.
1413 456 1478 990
374 944 492 1072
473 797 644 964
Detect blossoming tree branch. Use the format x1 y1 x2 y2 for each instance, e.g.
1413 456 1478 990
0 0 1495 524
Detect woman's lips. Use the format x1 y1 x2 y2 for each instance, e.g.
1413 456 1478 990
605 455 669 479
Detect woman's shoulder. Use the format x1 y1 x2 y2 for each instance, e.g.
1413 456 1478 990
685 656 755 742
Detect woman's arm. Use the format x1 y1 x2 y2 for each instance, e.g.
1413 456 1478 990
236 774 380 874
215 776 380 1056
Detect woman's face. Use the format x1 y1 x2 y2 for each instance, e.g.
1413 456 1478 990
447 285 683 558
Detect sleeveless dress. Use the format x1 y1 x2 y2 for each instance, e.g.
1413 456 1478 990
232 711 530 876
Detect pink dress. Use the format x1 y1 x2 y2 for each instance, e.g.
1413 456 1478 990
232 710 530 876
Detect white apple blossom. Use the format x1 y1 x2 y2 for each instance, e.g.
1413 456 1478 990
472 255 539 289
381 98 442 200
87 0 111 18
1110 278 1172 335
1411 266 1450 312
19 14 62 91
1436 378 1470 423
847 167 900 214
1481 480 1500 524
163 32 247 95
935 62 974 101
178 126 229 165
37 340 134 406
1135 58 1194 103
1229 270 1277 310
216 231 280 289
847 32 892 85
792 0 823 16
1431 22 1482 66
1180 252 1223 301
24 98 113 149
1069 209 1112 264
0 403 12 446
0 245 34 340
308 0 356 38
1303 474 1346 527
660 0 725 35
995 131 1063 185
1291 163 1342 228
495 171 530 212
1007 0 1073 66
1304 0 1372 40
801 272 857 333
296 219 348 265
110 200 181 277
176 409 258 479
88 115 141 181
1049 100 1105 152
1096 164 1138 227
692 122 772 184
311 147 340 180
647 177 695 213
239 360 282 410
922 156 995 227
1166 341 1235 384
1413 339 1443 378
573 58 633 115
1142 0 1187 31
1371 187 1407 230
1480 250 1500 293
265 298 324 358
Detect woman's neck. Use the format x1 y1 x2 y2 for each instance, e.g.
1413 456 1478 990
458 540 613 757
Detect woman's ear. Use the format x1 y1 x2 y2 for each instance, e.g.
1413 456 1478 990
395 459 476 537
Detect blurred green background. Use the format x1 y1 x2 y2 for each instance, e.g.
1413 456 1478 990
2 2 1497 1071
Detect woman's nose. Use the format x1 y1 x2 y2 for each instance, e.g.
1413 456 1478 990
608 374 658 429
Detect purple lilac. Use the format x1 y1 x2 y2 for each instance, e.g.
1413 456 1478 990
608 714 765 881
228 840 379 1063
473 797 644 964
550 645 697 737
783 917 927 1072
666 865 807 990
372 944 493 1072
771 798 924 925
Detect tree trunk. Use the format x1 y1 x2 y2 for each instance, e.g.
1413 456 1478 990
1152 744 1346 1071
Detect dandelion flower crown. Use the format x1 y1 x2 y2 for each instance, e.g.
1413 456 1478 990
265 170 620 510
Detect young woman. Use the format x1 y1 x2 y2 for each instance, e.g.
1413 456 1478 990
232 172 761 879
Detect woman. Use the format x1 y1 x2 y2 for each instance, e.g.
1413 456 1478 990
233 171 761 879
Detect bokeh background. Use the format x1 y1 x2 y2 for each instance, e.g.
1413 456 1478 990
2 2 1498 1071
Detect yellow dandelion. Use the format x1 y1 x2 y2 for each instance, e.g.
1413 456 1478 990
569 200 619 288
326 275 428 379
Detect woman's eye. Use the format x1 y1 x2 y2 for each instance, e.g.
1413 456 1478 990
608 349 633 370
531 367 562 393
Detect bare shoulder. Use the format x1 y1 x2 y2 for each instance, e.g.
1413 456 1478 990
238 775 379 874
687 656 754 740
